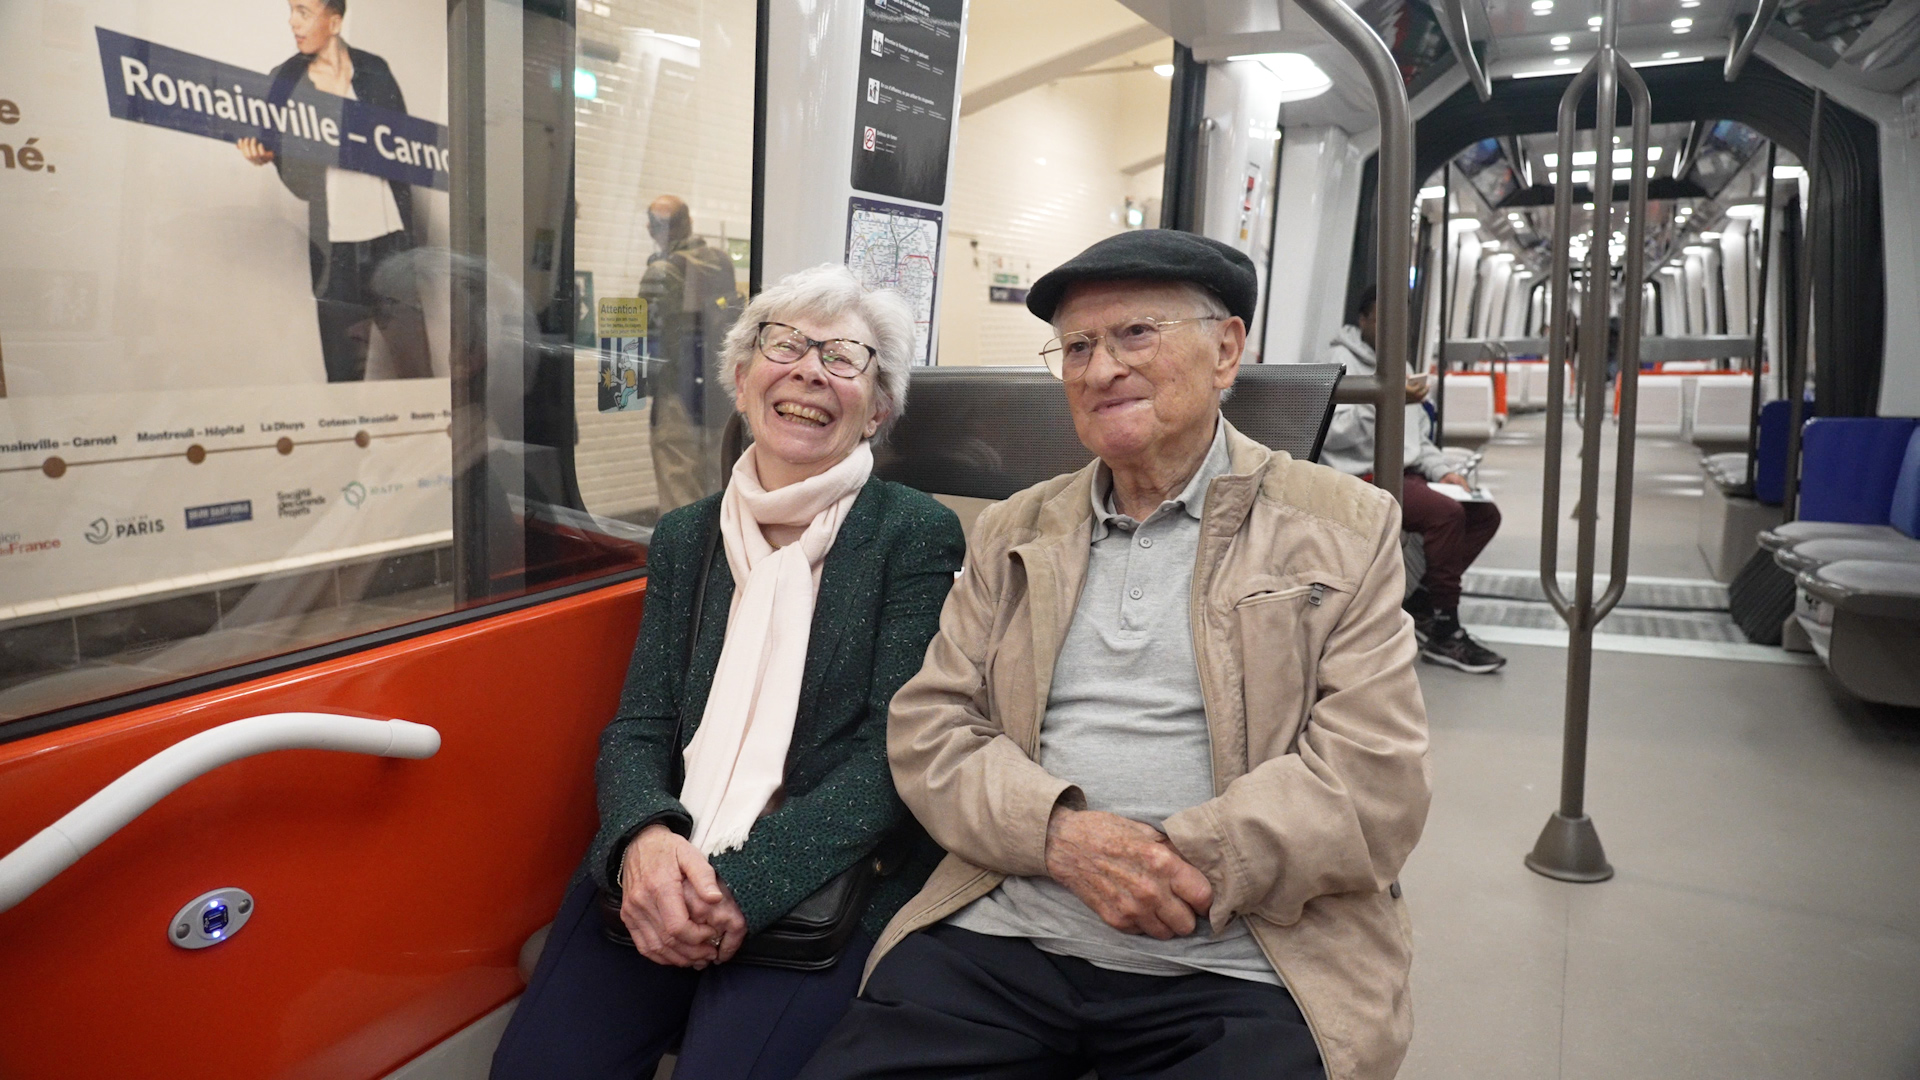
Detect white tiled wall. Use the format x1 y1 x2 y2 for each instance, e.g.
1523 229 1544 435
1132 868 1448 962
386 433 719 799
937 65 1170 367
570 0 755 518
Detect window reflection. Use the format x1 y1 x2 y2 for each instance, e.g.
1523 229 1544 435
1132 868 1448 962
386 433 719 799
0 0 755 725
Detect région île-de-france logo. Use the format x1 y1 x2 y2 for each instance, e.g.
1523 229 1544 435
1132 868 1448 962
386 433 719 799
0 530 62 557
85 513 166 544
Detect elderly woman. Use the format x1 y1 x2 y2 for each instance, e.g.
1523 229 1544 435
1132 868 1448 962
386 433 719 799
493 265 964 1080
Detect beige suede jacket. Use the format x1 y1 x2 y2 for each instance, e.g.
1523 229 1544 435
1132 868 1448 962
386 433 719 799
875 422 1433 1080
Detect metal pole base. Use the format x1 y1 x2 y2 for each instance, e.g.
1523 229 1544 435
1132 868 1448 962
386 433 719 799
1524 812 1614 882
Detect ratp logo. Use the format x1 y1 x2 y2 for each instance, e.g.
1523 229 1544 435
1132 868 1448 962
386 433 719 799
85 518 112 544
341 481 367 508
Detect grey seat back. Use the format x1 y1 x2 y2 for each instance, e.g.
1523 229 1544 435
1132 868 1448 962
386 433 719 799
871 364 1345 501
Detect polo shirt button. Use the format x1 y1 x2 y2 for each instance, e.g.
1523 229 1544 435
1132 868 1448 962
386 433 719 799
1139 536 1153 548
1129 587 1143 600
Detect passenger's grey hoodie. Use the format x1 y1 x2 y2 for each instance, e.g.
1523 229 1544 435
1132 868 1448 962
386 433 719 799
1318 324 1453 481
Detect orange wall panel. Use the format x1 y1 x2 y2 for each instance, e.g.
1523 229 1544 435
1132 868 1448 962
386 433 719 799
0 578 647 1080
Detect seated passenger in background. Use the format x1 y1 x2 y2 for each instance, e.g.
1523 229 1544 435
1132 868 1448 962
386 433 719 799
799 231 1432 1080
492 265 965 1080
1321 285 1507 674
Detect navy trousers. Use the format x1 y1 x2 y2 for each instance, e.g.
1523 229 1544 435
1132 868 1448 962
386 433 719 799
797 925 1324 1080
491 877 872 1080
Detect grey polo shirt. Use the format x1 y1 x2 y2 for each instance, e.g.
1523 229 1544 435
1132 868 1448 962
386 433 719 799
945 419 1279 985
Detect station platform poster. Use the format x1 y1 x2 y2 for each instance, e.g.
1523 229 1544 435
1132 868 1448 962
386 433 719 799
0 0 453 615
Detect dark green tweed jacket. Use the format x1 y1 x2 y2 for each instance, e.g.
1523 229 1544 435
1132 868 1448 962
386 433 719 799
587 478 965 939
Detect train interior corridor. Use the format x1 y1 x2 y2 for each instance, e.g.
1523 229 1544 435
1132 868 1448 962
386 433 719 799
1396 409 1920 1079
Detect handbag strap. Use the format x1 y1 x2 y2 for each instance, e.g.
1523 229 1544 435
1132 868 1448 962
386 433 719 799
668 508 723 795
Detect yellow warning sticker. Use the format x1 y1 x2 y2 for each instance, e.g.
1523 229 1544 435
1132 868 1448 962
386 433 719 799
597 297 648 337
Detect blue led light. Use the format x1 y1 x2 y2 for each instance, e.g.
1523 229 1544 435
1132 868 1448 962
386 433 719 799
574 68 598 100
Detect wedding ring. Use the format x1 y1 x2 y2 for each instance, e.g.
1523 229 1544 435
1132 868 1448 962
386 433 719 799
710 933 723 948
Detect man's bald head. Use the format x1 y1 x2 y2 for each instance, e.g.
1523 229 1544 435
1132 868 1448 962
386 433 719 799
648 195 692 249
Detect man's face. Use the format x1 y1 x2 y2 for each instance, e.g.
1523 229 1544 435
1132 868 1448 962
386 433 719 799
1054 280 1243 467
1356 305 1377 350
289 0 341 54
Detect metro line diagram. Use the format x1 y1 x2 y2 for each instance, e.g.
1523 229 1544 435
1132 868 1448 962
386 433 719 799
845 195 942 364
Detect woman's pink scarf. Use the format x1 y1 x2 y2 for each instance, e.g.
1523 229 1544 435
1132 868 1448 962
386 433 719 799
680 440 874 855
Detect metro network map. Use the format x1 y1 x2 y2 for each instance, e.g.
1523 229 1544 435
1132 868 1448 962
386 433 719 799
845 196 942 364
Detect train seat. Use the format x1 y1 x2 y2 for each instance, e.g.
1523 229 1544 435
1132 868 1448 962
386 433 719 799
1511 360 1569 413
1438 373 1499 445
1760 421 1920 558
1688 374 1758 445
871 364 1346 502
1793 559 1920 707
1773 535 1920 574
1622 374 1686 437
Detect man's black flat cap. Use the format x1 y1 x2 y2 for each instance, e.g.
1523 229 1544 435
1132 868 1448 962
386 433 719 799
1025 230 1259 325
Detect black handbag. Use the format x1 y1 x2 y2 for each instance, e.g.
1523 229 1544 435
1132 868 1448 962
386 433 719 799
597 513 900 970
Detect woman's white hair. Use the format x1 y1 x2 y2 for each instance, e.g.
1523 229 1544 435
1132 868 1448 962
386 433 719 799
718 264 916 441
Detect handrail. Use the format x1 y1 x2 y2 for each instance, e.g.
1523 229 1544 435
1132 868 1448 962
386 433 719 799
1743 142 1779 493
1438 0 1494 102
0 713 441 914
1435 169 1453 438
1292 0 1413 502
1527 0 1653 885
1725 0 1784 82
1537 51 1602 622
1781 90 1824 523
1594 58 1653 624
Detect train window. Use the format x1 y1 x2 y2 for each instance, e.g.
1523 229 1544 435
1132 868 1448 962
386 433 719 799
0 0 756 726
935 0 1173 367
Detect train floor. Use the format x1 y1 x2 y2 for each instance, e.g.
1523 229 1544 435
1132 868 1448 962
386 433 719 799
1404 410 1920 1078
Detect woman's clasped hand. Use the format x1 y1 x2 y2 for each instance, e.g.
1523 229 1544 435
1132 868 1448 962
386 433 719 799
619 823 747 969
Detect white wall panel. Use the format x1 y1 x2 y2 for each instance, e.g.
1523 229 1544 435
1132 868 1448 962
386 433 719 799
936 60 1168 366
1880 85 1920 415
1262 125 1360 365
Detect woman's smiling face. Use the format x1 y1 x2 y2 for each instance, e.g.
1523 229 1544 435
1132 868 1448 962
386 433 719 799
734 313 885 489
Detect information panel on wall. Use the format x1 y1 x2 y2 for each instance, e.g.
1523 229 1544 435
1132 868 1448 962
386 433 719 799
0 0 451 612
849 0 962 208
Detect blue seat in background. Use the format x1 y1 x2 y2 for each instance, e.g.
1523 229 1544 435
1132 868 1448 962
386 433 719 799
1796 418 1920 524
1752 398 1813 506
1888 428 1920 539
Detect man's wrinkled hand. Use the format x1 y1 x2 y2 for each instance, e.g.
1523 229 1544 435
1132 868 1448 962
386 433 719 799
1044 806 1214 940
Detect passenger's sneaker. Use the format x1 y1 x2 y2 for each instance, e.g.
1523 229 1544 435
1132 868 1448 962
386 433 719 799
1420 628 1507 673
1403 588 1436 643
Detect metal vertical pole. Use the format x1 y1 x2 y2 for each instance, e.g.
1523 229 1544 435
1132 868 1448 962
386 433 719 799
1743 143 1778 492
1527 0 1652 883
448 0 490 606
1291 0 1412 503
1781 90 1823 524
1436 167 1452 437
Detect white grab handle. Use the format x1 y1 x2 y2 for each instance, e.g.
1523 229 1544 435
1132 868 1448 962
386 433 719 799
0 712 440 914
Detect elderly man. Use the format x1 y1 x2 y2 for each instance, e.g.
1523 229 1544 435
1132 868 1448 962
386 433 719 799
798 231 1431 1080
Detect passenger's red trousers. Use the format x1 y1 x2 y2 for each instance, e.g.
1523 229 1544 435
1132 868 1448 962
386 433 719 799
1400 472 1502 610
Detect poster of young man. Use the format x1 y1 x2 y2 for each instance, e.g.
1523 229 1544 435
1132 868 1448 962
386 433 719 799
236 0 436 383
0 0 453 613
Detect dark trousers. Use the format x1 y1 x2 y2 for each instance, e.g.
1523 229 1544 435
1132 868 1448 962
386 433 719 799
314 230 431 383
797 925 1324 1080
491 877 873 1080
1402 473 1501 610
